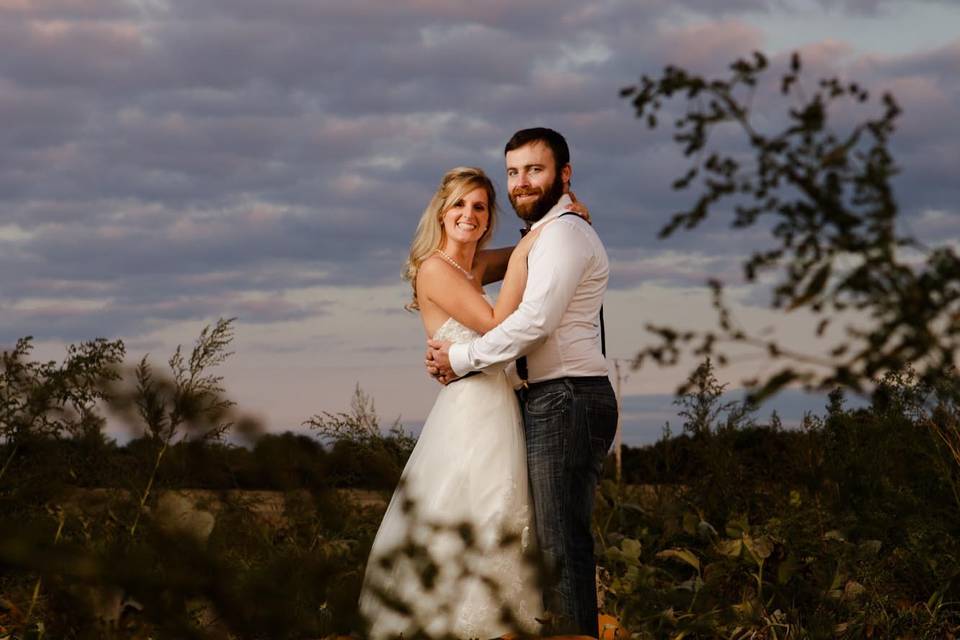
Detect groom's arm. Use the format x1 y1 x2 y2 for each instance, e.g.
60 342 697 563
447 220 591 377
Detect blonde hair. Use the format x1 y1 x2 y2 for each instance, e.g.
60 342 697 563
403 167 497 310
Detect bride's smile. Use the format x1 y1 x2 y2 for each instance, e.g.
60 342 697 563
441 186 489 246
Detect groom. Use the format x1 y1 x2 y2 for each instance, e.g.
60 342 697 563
426 127 618 637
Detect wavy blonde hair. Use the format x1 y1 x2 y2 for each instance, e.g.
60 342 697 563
403 167 497 310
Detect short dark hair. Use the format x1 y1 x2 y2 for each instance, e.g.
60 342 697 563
504 127 570 171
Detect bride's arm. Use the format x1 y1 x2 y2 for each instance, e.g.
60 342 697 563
476 246 515 286
476 193 591 285
418 236 538 335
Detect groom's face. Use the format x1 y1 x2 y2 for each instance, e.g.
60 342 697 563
506 141 570 224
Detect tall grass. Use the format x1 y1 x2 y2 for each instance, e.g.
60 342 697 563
1 325 958 637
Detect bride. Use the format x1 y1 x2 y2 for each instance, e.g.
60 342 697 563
358 167 587 638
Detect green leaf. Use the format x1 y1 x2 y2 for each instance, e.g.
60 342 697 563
725 514 750 538
697 519 719 539
748 369 798 405
682 511 699 535
829 568 845 592
777 555 799 584
843 580 866 600
859 539 882 556
600 478 618 499
621 537 642 561
791 263 831 310
716 539 743 558
731 598 761 620
823 530 846 542
743 534 774 562
656 548 701 571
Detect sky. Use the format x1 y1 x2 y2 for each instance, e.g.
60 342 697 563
2 0 958 445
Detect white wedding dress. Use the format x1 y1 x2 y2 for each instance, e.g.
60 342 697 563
359 313 542 639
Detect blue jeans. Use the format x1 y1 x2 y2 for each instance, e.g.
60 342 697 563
521 375 618 637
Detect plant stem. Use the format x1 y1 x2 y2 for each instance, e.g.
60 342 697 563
25 509 65 625
130 439 168 537
756 560 764 603
926 417 960 511
0 443 20 483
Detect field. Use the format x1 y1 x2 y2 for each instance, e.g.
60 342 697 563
1 326 959 638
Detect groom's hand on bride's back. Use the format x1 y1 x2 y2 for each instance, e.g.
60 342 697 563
425 339 455 385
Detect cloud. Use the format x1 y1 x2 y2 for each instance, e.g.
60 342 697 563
608 249 745 289
1 290 331 343
1 0 957 366
653 20 767 71
813 0 959 16
0 0 136 19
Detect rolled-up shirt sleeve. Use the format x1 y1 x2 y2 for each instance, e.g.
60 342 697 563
448 220 590 377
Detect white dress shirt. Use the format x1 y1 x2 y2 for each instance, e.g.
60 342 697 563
449 194 609 383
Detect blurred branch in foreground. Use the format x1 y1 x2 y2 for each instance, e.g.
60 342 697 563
622 51 960 402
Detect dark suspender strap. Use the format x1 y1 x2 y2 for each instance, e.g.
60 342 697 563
517 354 528 384
516 212 606 385
600 305 606 357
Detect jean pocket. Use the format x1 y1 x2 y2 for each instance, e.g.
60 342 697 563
586 402 618 460
526 386 570 416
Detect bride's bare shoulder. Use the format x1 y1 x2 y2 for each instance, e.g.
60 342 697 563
416 255 460 291
417 253 445 276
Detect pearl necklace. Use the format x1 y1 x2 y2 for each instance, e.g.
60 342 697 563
435 249 474 280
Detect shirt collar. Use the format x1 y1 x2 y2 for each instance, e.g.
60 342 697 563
530 193 574 231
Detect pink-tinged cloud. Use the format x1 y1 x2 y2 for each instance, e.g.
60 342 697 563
883 75 955 136
311 115 429 151
784 38 960 199
892 40 960 76
793 39 858 67
0 0 134 19
406 0 556 26
655 20 766 71
3 19 147 85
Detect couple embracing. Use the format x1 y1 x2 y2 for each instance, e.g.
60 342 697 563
359 128 618 639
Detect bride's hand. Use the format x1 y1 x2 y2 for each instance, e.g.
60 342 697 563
566 190 591 224
426 339 456 384
514 226 543 260
511 191 589 264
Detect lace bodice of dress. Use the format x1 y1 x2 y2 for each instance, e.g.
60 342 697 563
432 316 480 344
431 295 488 344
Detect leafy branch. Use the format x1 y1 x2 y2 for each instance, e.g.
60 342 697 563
304 384 415 488
0 336 125 481
127 317 237 536
622 52 960 401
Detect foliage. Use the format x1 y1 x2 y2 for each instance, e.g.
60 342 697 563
621 51 960 400
1 328 958 637
605 363 960 638
0 322 377 639
1 336 125 482
304 384 416 490
674 358 756 437
111 317 239 446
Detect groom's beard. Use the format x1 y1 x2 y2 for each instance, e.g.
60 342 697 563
509 173 565 224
